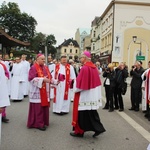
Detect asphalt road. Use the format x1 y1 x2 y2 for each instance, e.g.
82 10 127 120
1 77 150 150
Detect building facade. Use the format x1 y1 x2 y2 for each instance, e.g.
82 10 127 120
91 0 150 68
83 34 91 50
57 38 80 60
91 17 100 56
75 28 91 53
112 0 150 69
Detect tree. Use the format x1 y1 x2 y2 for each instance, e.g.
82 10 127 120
30 33 57 57
30 32 46 53
0 1 37 42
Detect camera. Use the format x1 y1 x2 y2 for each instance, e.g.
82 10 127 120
132 66 134 69
106 68 110 72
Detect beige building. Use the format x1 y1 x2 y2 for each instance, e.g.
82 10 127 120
75 28 91 53
83 34 91 50
91 17 100 56
57 38 80 60
92 0 150 68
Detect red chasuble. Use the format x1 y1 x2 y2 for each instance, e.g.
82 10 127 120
72 61 101 127
53 64 70 103
34 63 52 107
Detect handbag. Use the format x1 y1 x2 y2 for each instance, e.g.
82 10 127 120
121 82 127 95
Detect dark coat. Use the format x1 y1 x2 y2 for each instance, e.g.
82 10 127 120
130 67 145 89
115 68 128 88
103 70 116 88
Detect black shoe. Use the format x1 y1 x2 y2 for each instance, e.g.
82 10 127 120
70 132 83 137
144 113 149 118
93 132 101 137
114 107 119 110
103 107 109 110
53 112 64 116
142 110 147 113
93 130 105 137
2 117 9 123
129 108 134 111
134 108 139 112
119 109 124 112
37 127 46 131
108 109 114 112
61 112 68 115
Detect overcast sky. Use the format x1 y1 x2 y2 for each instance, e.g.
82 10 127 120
3 0 112 46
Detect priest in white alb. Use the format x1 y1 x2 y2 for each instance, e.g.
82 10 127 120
53 56 76 115
141 61 150 120
0 63 10 142
10 57 24 101
21 54 30 97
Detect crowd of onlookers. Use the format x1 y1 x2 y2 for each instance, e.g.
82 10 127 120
102 60 150 121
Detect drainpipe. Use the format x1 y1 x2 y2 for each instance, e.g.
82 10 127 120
111 0 115 63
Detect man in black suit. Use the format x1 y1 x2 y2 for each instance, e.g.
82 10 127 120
114 62 128 111
129 61 145 111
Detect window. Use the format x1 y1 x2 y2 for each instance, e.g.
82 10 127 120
93 31 96 37
76 49 78 53
70 49 72 53
64 49 66 53
93 43 95 50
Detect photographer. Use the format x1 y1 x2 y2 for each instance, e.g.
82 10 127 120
114 62 128 111
103 63 116 112
129 61 145 111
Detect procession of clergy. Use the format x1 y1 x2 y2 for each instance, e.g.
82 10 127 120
0 51 106 138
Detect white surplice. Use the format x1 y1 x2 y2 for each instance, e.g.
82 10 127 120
29 77 50 103
21 60 30 95
10 63 25 100
0 64 10 107
53 64 76 113
141 68 150 111
73 80 102 111
48 63 55 99
0 64 10 144
4 60 11 95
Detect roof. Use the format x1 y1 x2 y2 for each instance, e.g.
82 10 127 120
0 29 30 47
59 38 79 48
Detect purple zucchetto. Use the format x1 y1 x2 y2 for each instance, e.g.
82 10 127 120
83 50 91 58
36 53 44 58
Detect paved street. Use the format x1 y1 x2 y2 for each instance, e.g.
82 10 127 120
1 77 150 150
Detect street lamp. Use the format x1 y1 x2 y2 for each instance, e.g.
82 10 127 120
39 41 51 65
132 36 142 56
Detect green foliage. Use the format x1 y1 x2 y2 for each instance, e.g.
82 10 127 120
10 49 36 59
0 1 57 58
0 1 37 42
30 32 46 53
30 32 57 56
